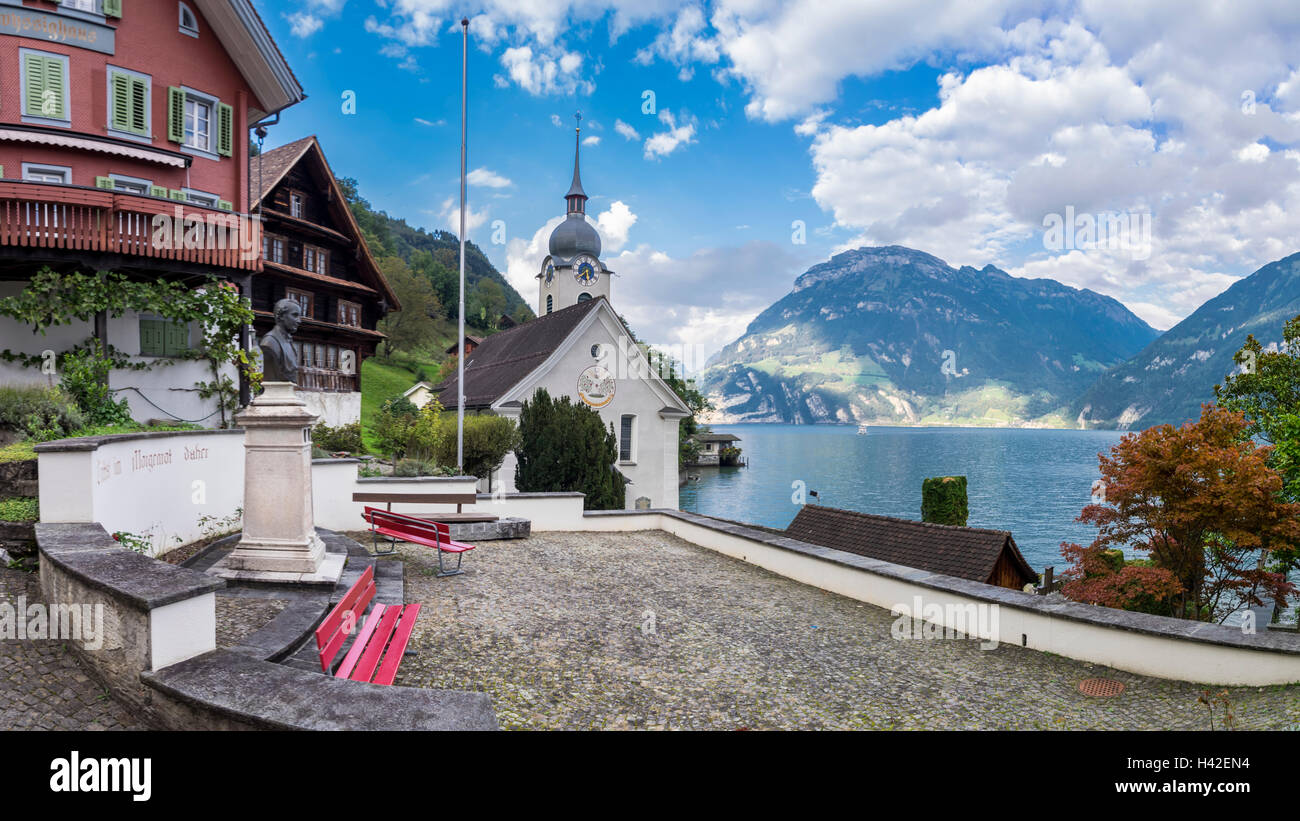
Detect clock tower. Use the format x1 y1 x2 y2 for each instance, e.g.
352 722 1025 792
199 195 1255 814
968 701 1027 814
539 114 612 315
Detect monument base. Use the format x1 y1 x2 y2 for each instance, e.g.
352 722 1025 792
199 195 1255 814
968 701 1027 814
207 534 345 588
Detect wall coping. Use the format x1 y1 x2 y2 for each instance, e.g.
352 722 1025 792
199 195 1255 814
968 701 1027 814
35 522 225 611
311 457 360 465
485 492 585 499
141 649 498 730
357 475 478 483
34 428 243 453
648 509 1300 657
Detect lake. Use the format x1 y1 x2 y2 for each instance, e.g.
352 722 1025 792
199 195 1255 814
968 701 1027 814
678 424 1127 573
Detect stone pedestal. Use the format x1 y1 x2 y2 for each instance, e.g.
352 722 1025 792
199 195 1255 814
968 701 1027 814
223 382 324 574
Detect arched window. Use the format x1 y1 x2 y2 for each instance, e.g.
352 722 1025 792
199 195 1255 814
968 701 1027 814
546 294 553 314
179 2 199 36
577 292 592 302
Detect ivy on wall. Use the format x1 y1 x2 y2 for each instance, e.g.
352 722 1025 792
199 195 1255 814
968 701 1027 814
0 267 261 427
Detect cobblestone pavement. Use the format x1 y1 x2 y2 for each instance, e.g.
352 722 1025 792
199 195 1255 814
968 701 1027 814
392 531 1300 730
0 567 148 730
216 595 289 649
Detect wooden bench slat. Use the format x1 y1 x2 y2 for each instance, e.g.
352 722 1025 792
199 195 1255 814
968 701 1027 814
315 566 376 672
334 604 386 681
353 493 478 505
350 605 402 683
372 603 422 686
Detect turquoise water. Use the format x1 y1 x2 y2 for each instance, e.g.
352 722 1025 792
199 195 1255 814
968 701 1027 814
678 424 1126 574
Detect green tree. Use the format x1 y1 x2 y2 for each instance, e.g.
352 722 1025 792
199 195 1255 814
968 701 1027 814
376 256 440 355
515 388 625 509
433 414 519 480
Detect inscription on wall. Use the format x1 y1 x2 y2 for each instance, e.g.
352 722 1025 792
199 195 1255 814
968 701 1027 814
0 7 116 55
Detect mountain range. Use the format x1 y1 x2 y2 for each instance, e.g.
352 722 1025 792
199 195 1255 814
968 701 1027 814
697 246 1298 429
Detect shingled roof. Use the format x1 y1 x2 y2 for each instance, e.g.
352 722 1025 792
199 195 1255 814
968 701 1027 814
435 297 605 409
784 504 1037 586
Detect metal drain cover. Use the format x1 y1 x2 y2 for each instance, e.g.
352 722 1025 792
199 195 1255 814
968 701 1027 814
1078 677 1125 697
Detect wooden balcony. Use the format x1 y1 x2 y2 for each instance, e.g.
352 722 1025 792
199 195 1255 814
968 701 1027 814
0 180 261 272
298 366 357 393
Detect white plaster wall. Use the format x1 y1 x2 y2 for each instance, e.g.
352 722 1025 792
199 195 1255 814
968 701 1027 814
301 390 361 427
149 592 216 670
472 493 587 530
314 474 481 532
0 280 90 387
105 309 232 428
38 430 245 555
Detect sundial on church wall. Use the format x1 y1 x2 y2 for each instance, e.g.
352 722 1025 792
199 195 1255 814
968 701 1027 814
577 365 615 408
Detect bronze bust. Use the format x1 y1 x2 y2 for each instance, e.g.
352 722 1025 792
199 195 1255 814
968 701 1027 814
259 298 302 383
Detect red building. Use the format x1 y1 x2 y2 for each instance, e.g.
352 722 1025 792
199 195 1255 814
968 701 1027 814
0 0 304 425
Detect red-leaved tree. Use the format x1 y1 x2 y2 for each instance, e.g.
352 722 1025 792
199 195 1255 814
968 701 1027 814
1061 404 1299 622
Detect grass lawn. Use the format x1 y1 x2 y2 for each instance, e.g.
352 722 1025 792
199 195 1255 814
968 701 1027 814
360 356 441 451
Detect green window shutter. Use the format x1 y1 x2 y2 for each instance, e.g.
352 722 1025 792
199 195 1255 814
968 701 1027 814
216 102 233 157
217 199 232 212
109 71 131 132
0 166 5 179
94 176 114 189
129 77 148 135
139 319 164 356
164 321 189 355
167 87 185 143
102 0 122 18
23 55 63 119
169 189 186 201
149 185 168 198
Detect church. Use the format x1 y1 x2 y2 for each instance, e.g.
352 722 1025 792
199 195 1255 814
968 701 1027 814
435 123 691 510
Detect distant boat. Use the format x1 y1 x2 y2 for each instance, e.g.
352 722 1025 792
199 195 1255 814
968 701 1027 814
857 424 869 435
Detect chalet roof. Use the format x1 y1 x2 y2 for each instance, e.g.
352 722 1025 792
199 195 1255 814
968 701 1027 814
784 504 1037 585
435 298 604 409
251 136 399 310
195 0 305 121
694 433 740 443
445 336 484 354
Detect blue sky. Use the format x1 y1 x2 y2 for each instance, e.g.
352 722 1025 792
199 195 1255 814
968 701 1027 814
252 1 1300 364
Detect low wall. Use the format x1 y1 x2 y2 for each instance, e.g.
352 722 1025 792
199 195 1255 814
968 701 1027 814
577 510 1300 686
36 429 245 556
312 472 481 532
473 492 586 530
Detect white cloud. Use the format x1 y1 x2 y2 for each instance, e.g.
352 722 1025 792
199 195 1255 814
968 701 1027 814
434 196 490 239
550 113 564 128
595 200 636 252
286 13 323 38
467 167 512 188
614 119 640 141
643 109 697 159
582 135 601 146
495 45 594 96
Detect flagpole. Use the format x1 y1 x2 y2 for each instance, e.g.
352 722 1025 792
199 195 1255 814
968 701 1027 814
457 16 468 472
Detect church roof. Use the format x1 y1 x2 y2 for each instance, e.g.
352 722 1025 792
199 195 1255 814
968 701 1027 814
434 297 606 409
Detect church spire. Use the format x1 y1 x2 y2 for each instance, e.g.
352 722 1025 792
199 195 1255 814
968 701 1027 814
565 111 588 215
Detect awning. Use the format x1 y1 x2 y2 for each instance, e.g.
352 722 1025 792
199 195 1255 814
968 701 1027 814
0 129 188 168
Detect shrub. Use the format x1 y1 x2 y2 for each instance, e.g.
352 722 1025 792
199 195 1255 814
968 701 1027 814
921 476 968 526
59 344 133 427
432 414 519 480
0 496 38 522
373 395 420 457
0 385 85 441
718 445 743 467
515 388 625 510
393 457 439 477
404 403 448 462
313 421 365 453
311 446 330 459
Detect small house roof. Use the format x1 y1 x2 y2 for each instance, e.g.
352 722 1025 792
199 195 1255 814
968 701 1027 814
445 336 484 354
693 433 741 443
784 504 1036 586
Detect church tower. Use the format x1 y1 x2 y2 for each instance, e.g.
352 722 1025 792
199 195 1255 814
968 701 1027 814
538 114 612 315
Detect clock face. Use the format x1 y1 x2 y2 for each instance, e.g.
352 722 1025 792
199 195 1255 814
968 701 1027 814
574 257 599 286
543 259 555 285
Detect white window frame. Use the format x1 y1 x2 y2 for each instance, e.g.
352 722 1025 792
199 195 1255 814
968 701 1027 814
19 48 71 127
105 65 153 143
21 163 70 184
619 414 637 464
178 2 200 37
109 174 152 195
58 0 105 21
289 192 304 218
181 188 220 208
180 87 219 160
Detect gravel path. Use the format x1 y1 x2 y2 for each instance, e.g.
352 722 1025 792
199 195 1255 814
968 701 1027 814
393 531 1300 730
0 567 148 730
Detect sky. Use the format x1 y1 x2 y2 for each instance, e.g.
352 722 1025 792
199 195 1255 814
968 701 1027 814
253 0 1300 368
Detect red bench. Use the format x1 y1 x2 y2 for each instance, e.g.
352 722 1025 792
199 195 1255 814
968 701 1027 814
362 506 477 577
314 565 421 686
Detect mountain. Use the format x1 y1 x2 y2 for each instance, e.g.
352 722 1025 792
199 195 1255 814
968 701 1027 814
1072 252 1300 429
697 246 1159 426
336 175 532 322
